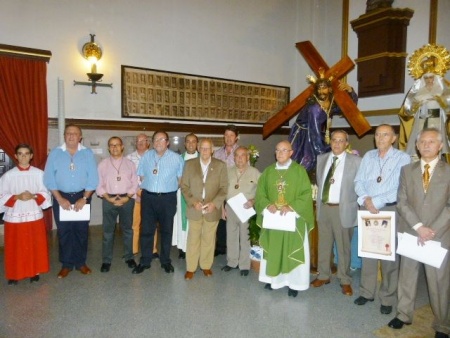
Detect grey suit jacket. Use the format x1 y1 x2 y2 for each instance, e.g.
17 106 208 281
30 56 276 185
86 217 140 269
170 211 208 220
397 160 450 250
180 157 228 222
316 152 361 228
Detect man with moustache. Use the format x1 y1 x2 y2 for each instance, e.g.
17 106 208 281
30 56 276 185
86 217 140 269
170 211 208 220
97 136 138 273
173 133 199 259
222 146 260 276
181 138 228 280
354 124 410 314
132 131 184 275
311 130 361 296
44 124 99 278
388 128 450 338
255 140 315 297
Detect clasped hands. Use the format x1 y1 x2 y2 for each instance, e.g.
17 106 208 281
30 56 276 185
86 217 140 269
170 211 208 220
15 190 35 201
416 226 436 246
59 197 87 212
105 194 130 207
267 204 292 216
194 201 216 214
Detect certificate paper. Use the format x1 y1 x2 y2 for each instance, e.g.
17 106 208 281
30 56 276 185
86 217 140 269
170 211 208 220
397 232 448 269
59 204 91 221
358 210 396 261
227 192 256 223
262 209 296 232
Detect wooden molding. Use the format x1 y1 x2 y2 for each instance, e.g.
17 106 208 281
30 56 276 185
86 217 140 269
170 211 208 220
48 118 290 136
0 44 52 62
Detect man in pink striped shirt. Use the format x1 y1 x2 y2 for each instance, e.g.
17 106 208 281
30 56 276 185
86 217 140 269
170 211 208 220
96 136 139 273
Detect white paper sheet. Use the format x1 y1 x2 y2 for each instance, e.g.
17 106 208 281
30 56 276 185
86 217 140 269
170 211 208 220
59 204 91 221
262 209 296 232
227 193 256 223
397 232 448 269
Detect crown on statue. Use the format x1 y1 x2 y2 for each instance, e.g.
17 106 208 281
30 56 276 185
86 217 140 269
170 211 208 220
306 68 334 86
408 44 450 80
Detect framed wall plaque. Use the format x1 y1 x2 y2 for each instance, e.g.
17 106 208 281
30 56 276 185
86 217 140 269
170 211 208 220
121 65 290 124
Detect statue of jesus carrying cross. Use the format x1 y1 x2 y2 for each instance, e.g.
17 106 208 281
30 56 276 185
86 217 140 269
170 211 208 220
262 41 371 176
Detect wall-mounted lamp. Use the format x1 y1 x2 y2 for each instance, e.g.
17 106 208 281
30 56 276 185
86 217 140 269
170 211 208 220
73 34 112 94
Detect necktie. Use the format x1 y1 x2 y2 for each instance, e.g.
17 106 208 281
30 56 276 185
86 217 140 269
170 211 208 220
322 156 338 203
423 163 430 192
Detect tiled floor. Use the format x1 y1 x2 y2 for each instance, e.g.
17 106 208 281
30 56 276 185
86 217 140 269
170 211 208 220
0 226 429 338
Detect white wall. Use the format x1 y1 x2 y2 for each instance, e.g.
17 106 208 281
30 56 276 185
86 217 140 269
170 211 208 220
1 0 449 228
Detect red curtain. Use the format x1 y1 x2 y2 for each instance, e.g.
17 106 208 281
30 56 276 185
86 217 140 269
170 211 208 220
0 55 48 169
0 55 51 230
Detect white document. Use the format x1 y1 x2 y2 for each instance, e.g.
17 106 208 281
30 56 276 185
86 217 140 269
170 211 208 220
227 193 256 223
262 209 296 232
59 204 91 221
397 232 448 269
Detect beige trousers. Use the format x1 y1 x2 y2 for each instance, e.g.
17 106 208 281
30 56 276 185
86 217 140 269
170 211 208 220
186 217 219 272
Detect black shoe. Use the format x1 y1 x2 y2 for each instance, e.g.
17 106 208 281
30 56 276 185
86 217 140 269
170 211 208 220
388 317 410 329
354 296 374 305
100 263 111 273
125 259 137 269
435 332 449 338
161 263 174 273
240 270 249 276
214 249 226 257
264 283 273 290
380 305 393 315
221 265 237 272
132 264 150 274
152 252 159 259
288 288 298 297
30 275 40 283
178 250 185 259
8 280 18 285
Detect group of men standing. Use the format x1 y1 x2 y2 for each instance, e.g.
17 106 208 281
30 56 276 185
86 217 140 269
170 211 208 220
307 124 449 338
3 117 449 337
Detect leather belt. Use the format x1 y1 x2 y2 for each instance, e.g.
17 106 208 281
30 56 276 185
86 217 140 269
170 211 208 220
143 190 176 196
107 193 128 198
325 203 339 206
385 202 397 206
61 190 84 196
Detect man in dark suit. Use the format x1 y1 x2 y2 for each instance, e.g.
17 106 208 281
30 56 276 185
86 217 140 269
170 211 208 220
388 128 450 338
311 130 361 296
181 138 228 280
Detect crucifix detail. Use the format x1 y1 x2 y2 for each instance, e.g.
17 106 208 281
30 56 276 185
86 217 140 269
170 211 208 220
262 41 371 139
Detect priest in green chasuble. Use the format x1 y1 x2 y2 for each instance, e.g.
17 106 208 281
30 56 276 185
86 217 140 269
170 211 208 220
255 140 315 297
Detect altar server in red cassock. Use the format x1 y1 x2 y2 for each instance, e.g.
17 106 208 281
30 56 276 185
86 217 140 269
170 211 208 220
0 144 52 285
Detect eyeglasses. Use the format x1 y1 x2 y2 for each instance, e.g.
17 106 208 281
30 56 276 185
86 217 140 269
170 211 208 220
153 138 168 143
331 139 347 143
200 147 212 151
275 149 292 153
108 143 122 148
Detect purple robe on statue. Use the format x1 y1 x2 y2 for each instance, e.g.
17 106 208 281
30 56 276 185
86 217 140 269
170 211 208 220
289 92 357 172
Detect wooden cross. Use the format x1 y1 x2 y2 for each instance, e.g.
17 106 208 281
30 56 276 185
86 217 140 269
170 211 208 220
262 41 371 139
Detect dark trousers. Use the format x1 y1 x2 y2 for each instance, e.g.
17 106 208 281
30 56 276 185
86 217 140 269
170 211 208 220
215 219 227 253
53 191 89 270
140 190 177 266
102 198 135 264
